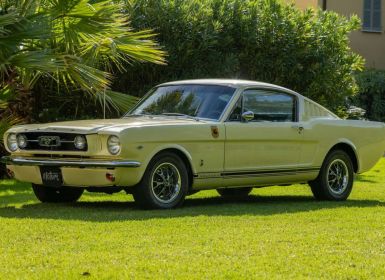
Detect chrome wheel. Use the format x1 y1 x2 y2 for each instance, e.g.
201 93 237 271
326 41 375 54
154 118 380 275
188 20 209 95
327 159 349 195
151 162 182 204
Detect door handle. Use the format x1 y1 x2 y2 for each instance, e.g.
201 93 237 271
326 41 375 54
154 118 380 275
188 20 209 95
292 124 304 133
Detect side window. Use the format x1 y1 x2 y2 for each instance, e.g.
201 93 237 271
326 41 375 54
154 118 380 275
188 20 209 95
243 89 296 122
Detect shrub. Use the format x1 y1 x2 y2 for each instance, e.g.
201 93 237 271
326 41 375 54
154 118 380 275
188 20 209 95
352 70 385 122
114 0 364 112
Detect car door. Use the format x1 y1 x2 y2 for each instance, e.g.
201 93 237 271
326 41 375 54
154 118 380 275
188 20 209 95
224 88 304 183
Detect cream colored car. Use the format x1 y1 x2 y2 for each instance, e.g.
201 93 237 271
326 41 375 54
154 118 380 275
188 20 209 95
2 80 385 209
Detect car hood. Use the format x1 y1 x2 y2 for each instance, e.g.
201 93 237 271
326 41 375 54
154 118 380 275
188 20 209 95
7 116 212 134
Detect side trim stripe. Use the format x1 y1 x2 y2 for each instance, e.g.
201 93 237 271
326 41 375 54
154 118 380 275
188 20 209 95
221 167 320 177
196 167 320 180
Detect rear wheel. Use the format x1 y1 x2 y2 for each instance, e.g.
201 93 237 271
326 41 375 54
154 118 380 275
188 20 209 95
133 152 188 209
32 184 84 203
309 150 354 201
217 187 253 198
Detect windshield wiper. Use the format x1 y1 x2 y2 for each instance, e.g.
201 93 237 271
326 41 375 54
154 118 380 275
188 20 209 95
160 113 199 120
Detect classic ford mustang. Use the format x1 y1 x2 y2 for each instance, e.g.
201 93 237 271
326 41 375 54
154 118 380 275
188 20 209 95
2 79 385 209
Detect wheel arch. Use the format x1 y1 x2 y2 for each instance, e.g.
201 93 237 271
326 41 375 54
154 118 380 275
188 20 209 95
327 141 359 173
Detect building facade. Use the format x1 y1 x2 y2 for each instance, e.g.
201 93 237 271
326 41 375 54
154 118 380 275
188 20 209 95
287 0 385 69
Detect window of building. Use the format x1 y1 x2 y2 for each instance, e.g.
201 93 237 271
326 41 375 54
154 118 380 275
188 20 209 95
363 0 382 32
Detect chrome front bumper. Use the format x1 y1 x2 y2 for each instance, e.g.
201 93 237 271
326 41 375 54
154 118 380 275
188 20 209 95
1 156 141 168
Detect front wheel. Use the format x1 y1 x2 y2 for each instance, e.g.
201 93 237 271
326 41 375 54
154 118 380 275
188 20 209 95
309 150 354 201
133 152 188 209
32 184 84 203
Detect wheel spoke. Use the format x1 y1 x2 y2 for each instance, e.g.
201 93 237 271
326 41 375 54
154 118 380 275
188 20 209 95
158 186 167 197
153 181 164 189
328 178 336 184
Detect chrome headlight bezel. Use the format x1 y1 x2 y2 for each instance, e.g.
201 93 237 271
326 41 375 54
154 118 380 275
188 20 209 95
74 135 87 150
7 133 18 152
107 135 121 155
17 134 28 149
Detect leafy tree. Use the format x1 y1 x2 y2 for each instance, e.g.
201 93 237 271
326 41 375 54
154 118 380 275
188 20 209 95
117 0 364 112
352 70 385 122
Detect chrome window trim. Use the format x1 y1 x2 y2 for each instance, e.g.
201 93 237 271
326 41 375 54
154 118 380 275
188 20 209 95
224 86 300 123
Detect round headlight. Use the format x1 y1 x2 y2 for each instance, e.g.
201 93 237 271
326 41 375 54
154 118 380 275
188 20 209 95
74 135 86 150
107 135 121 155
7 133 18 152
17 134 27 149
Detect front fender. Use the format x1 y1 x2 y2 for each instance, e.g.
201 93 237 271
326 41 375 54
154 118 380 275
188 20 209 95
143 144 197 175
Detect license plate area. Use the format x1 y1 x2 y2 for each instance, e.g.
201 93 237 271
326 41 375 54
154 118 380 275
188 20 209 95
40 167 63 187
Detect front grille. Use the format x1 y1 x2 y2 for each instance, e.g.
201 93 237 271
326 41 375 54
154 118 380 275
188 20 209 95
18 132 88 152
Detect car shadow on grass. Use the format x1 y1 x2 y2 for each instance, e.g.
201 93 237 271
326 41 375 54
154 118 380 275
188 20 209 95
355 175 380 184
0 194 384 222
1 180 384 221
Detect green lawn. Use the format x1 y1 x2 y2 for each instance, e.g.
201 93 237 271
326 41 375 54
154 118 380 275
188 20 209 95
1 160 385 279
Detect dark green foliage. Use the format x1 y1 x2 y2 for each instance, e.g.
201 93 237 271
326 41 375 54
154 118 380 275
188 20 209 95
352 70 385 122
114 0 363 112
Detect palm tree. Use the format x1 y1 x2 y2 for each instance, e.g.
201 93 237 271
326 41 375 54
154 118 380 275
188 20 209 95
0 0 165 113
0 0 166 177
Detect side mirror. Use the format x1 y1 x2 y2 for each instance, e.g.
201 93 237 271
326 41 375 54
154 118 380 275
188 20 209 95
242 111 254 122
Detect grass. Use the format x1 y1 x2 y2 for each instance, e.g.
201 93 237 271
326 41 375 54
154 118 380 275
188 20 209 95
1 160 385 279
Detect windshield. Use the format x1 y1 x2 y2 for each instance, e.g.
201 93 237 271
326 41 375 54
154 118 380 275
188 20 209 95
127 85 236 120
